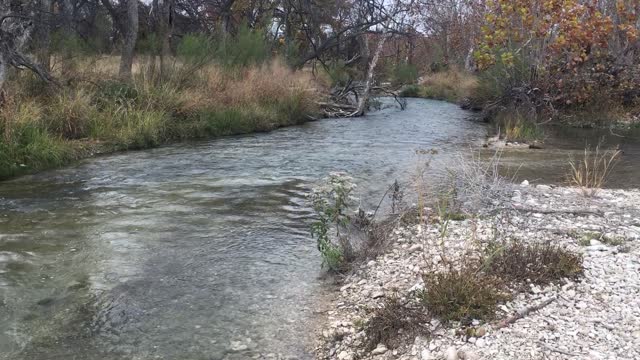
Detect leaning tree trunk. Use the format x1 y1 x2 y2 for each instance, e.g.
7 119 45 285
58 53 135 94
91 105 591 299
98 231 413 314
0 12 57 102
350 32 391 117
119 0 139 80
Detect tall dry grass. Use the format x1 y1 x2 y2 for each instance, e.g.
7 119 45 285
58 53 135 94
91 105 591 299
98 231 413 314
417 68 478 102
0 56 319 180
567 144 621 196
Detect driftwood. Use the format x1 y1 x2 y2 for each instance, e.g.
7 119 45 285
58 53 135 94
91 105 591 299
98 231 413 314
537 341 580 357
493 296 556 330
490 206 604 217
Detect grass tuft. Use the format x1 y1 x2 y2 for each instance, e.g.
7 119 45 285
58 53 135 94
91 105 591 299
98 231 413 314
364 296 431 351
567 144 621 196
483 241 583 287
419 267 509 325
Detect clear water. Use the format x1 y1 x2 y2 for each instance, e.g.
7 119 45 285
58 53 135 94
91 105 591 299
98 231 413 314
0 99 486 360
2 99 638 360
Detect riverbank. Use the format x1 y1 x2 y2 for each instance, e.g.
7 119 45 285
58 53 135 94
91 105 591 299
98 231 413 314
0 59 318 181
314 183 640 360
400 68 640 143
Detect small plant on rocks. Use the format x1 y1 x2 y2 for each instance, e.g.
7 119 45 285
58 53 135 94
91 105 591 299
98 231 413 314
364 295 431 351
419 267 510 325
482 240 583 287
308 172 357 272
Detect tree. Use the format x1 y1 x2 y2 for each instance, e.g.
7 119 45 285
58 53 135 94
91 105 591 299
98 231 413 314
119 0 139 80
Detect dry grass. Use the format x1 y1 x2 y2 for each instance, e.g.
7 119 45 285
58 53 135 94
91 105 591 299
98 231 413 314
417 68 479 102
364 296 431 351
419 266 510 325
0 57 319 180
180 59 316 112
567 144 621 196
483 241 583 287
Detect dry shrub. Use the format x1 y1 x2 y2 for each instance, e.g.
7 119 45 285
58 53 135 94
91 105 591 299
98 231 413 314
419 267 509 325
567 144 621 196
364 296 431 351
483 241 583 287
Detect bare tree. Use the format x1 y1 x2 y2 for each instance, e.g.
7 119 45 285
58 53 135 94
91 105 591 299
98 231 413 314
0 11 57 99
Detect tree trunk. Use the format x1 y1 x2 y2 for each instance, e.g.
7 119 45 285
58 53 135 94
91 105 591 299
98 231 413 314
61 0 74 74
36 0 52 71
351 32 391 117
119 0 139 80
158 0 174 78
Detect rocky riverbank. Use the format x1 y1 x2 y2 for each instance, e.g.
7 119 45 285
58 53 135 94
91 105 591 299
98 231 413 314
314 183 640 360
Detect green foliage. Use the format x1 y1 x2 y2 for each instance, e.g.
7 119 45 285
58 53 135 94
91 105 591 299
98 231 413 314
177 26 269 69
308 173 357 272
216 25 269 67
95 81 139 109
136 32 162 55
51 31 93 55
324 61 352 87
177 33 217 65
399 85 421 98
392 62 418 85
0 126 73 179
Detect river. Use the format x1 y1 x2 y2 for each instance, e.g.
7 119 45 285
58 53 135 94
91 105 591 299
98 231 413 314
1 99 638 360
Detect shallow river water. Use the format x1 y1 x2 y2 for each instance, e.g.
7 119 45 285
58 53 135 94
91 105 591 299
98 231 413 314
1 99 639 360
0 100 486 360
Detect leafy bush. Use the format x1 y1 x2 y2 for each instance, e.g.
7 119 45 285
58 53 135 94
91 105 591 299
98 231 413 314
392 62 418 85
399 85 421 98
177 33 216 65
215 25 269 68
95 81 139 109
308 173 357 272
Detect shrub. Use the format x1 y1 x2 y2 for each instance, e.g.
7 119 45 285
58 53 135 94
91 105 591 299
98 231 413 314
482 241 583 287
399 85 421 98
214 24 269 68
177 33 216 66
419 267 509 324
364 296 431 351
308 173 357 272
392 62 418 85
95 81 139 109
